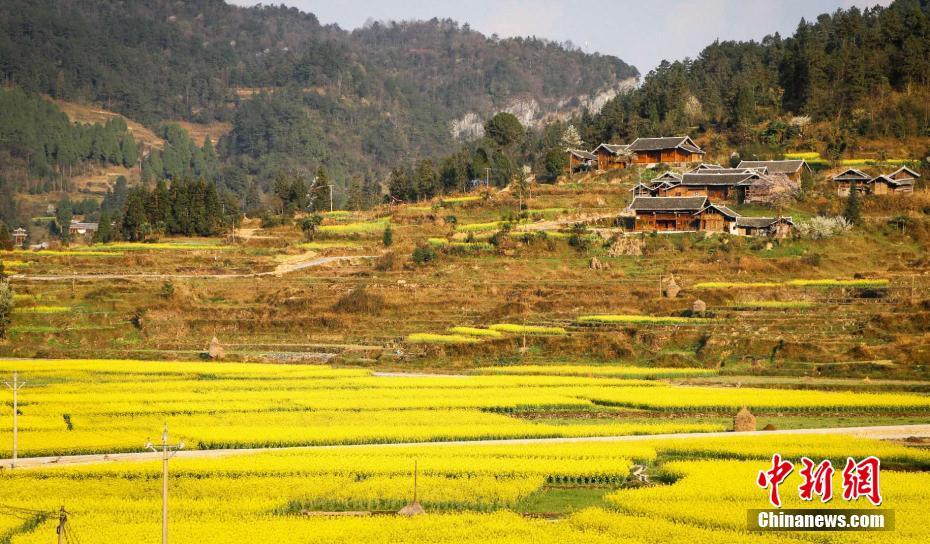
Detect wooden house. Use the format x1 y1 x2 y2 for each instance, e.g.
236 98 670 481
68 221 98 239
694 203 740 234
628 136 704 165
652 171 683 182
735 217 795 238
656 172 758 201
691 163 724 172
888 166 920 183
12 227 27 247
567 149 597 173
628 196 708 231
870 174 914 195
737 160 810 182
832 169 871 196
592 144 631 171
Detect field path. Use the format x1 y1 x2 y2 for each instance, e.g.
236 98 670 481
9 255 374 282
3 423 928 470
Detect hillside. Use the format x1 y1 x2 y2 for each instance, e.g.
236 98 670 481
0 0 637 191
578 0 930 161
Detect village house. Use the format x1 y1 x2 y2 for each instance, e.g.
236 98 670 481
656 171 759 201
627 196 794 238
567 149 597 173
831 168 871 196
628 196 709 231
737 160 811 182
870 166 920 195
627 136 705 165
12 227 27 248
734 216 795 238
591 143 632 171
695 202 741 233
68 220 99 239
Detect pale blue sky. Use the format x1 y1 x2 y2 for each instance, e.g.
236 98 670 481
230 0 891 74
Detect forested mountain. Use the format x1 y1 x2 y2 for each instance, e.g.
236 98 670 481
0 0 637 196
578 0 930 158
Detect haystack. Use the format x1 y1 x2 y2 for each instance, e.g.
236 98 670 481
733 407 756 432
208 336 225 359
397 501 426 516
692 299 707 316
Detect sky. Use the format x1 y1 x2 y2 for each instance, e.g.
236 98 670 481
229 0 892 75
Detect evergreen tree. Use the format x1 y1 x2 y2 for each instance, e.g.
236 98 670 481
0 222 12 251
843 185 861 226
382 225 393 247
346 177 364 211
120 188 149 241
413 159 438 201
0 279 12 340
94 212 114 243
484 112 525 149
54 197 73 243
313 166 331 211
387 167 413 202
120 136 139 167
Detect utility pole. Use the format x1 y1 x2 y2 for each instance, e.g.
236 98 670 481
56 506 68 544
146 423 184 544
3 372 26 469
329 184 334 213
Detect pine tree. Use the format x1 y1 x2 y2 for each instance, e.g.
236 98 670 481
413 159 438 201
120 136 139 167
121 188 149 241
0 222 12 251
346 177 364 211
843 185 861 226
0 279 12 340
314 166 331 211
94 212 114 243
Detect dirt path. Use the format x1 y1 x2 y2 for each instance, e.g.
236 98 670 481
4 424 928 470
9 254 374 282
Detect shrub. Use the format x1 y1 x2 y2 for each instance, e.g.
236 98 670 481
795 216 851 239
0 281 12 339
567 223 591 252
332 286 385 314
411 244 437 265
382 225 393 247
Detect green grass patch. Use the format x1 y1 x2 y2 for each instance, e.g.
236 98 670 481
448 327 503 338
489 324 567 336
406 333 482 345
516 486 613 514
577 315 707 325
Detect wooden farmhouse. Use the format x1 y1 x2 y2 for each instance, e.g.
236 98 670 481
567 149 597 173
870 166 920 195
656 171 759 200
68 221 99 239
832 168 871 196
627 136 705 165
734 217 795 238
628 196 709 231
627 196 793 237
592 143 632 171
737 160 810 182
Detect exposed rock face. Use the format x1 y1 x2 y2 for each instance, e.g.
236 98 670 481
607 237 643 257
734 407 757 432
663 276 681 299
590 256 609 270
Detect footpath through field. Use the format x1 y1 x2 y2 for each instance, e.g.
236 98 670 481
9 254 375 281
3 423 929 470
